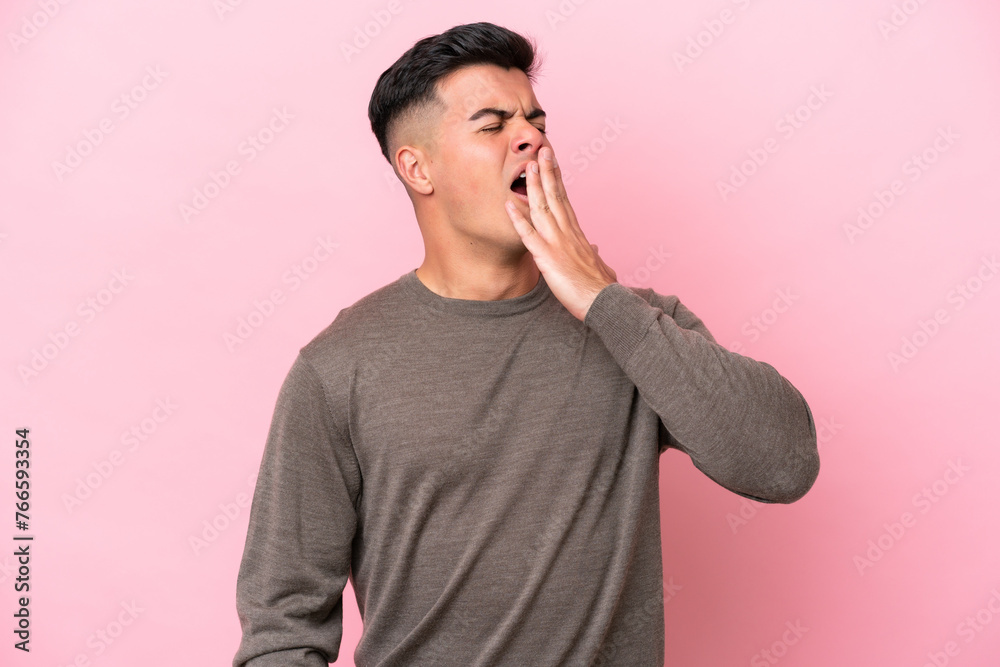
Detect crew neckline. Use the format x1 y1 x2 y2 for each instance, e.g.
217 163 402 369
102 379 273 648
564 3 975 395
401 268 551 316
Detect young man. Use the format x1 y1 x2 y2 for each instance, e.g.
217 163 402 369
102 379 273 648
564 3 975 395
233 22 819 667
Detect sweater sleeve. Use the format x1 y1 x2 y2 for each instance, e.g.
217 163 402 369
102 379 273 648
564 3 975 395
583 282 819 503
233 352 362 666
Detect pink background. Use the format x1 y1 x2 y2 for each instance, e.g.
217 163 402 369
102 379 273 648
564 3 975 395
2 0 999 665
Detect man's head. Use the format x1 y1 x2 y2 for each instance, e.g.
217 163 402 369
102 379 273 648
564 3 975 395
368 22 551 263
368 22 541 171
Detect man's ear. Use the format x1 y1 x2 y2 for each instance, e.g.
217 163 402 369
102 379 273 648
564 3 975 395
395 146 433 196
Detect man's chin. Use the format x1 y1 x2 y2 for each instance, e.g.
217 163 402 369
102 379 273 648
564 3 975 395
489 220 530 256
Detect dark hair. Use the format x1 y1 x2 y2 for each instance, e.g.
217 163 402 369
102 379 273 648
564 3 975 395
368 22 541 165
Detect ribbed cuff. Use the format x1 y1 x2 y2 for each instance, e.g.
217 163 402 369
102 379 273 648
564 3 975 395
583 282 661 365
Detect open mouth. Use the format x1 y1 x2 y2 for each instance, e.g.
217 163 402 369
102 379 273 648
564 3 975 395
510 171 528 197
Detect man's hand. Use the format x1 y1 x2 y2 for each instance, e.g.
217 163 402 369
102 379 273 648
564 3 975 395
504 146 618 322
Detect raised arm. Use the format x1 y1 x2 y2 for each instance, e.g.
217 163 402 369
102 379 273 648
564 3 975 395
584 282 819 504
234 352 362 666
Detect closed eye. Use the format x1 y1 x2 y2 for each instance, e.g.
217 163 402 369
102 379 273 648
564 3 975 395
482 123 546 135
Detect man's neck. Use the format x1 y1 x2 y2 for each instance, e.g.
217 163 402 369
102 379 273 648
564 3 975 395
415 256 540 302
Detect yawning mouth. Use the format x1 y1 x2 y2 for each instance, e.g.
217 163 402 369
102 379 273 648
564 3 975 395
510 171 527 196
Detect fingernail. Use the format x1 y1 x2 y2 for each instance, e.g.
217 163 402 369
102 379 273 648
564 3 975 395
530 162 538 174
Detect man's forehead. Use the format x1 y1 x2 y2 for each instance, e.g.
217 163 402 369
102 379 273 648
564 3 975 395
437 65 538 121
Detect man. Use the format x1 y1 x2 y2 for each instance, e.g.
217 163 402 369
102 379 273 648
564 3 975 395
234 21 819 667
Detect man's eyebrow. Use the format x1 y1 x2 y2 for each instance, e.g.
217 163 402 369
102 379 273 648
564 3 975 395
467 107 546 122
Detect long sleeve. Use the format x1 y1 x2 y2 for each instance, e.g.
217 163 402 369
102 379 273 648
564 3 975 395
233 352 363 667
583 282 819 504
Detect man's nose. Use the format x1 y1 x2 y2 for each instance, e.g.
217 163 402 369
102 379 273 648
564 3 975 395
511 122 545 152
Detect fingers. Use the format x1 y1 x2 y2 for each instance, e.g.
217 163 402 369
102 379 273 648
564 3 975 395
540 147 564 197
512 144 585 252
504 199 542 254
526 159 553 234
541 147 582 234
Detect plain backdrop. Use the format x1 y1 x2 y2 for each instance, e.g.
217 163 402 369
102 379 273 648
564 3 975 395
1 0 998 665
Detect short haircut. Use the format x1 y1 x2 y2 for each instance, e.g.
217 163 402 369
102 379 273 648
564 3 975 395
368 21 541 167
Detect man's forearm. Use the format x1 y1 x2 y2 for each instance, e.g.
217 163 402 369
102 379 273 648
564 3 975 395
584 282 819 503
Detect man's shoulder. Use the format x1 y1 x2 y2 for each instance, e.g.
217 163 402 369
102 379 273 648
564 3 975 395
300 271 413 362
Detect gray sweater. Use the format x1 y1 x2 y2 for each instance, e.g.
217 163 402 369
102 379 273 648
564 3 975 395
233 269 819 666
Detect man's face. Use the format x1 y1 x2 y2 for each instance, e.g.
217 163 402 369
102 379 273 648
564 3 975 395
408 63 551 256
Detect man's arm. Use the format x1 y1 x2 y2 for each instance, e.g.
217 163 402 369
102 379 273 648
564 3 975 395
583 282 819 504
234 352 362 667
500 145 816 502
